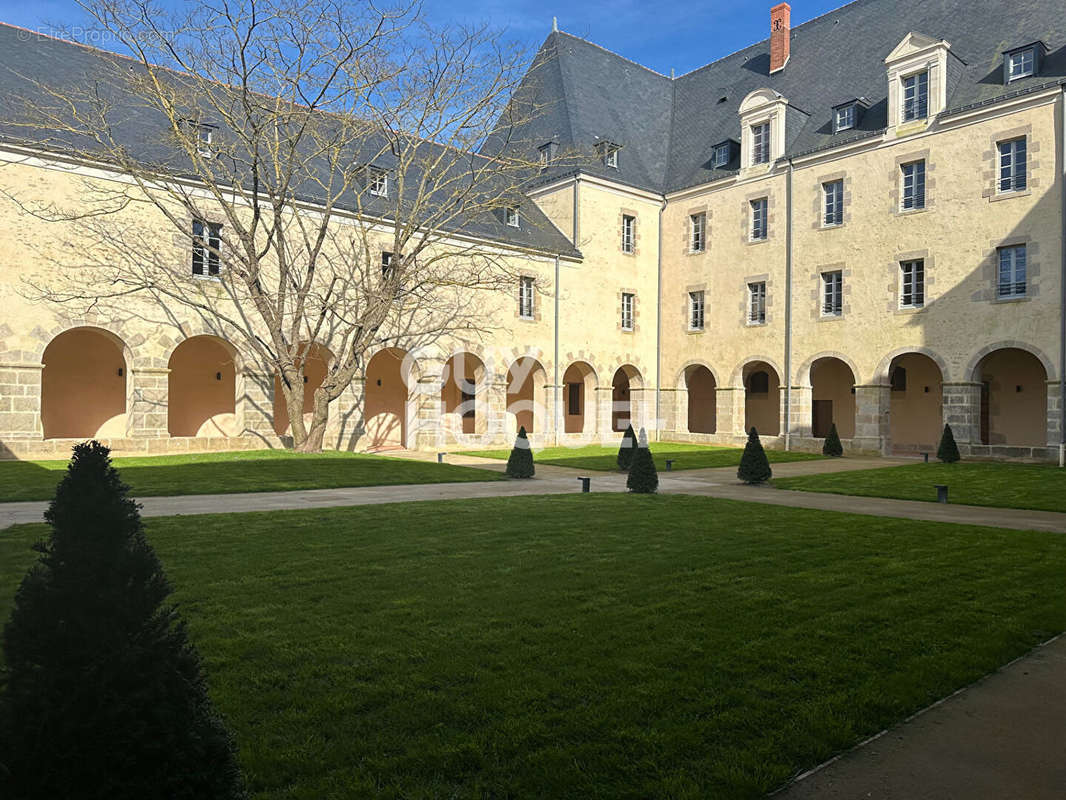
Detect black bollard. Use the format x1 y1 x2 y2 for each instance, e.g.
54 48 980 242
923 452 929 463
437 452 445 464
935 484 948 503
665 459 675 471
578 476 591 493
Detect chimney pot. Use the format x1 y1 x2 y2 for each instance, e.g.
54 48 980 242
770 3 791 74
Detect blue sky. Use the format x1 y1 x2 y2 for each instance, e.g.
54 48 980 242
0 0 851 75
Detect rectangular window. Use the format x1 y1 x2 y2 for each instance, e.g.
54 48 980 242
823 180 844 226
902 71 929 122
690 213 705 252
835 105 855 132
368 167 388 197
901 160 926 210
822 270 843 316
567 383 581 416
602 143 619 168
621 292 635 330
621 214 635 253
751 122 770 164
689 290 705 331
998 138 1027 192
538 141 557 168
518 276 535 319
900 259 925 308
191 219 221 277
750 198 768 241
381 251 394 277
997 245 1027 298
1008 48 1034 81
713 143 731 168
748 282 766 324
505 207 520 227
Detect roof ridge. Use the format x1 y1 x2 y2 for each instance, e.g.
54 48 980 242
553 30 673 80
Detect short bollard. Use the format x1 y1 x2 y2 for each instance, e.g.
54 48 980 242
935 484 949 503
437 452 445 464
665 459 675 471
923 452 929 463
578 476 591 493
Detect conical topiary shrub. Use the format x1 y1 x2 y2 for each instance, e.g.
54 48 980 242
0 441 247 799
616 423 637 471
737 427 772 484
822 422 843 457
937 423 961 463
626 427 659 493
505 426 535 478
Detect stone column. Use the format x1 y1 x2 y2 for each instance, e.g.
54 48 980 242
1045 380 1061 448
238 370 277 440
412 367 444 451
784 385 812 441
715 387 744 438
546 383 564 445
325 377 363 451
0 360 43 442
853 384 891 454
595 385 614 438
659 387 680 436
128 367 170 441
482 380 508 446
942 382 982 445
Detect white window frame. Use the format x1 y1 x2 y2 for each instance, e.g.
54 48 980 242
688 290 705 331
538 141 557 168
998 138 1027 193
621 214 636 254
601 142 619 168
823 180 844 226
751 122 770 165
750 198 768 241
505 207 520 228
1008 48 1035 81
748 282 766 324
900 160 926 210
835 105 855 132
901 70 929 122
518 276 535 318
900 259 925 308
997 245 1027 299
621 292 635 331
368 167 388 197
690 213 705 253
821 271 843 317
192 218 221 278
713 143 730 167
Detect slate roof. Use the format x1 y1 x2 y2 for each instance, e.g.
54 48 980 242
514 0 1066 195
0 22 580 258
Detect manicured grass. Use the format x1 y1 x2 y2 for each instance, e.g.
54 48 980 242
775 461 1066 512
459 441 823 472
0 449 501 502
2 495 1062 798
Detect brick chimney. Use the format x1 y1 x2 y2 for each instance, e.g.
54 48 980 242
770 3 791 74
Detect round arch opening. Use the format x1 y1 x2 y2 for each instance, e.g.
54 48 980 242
611 365 643 432
364 348 413 450
743 361 780 436
506 357 547 435
974 348 1047 446
273 343 333 437
887 352 943 451
562 361 597 434
167 335 239 437
41 327 128 440
684 364 717 434
809 357 856 439
441 352 487 436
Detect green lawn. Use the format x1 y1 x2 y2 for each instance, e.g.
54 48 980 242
0 449 501 502
775 461 1066 512
2 495 1062 798
459 441 823 472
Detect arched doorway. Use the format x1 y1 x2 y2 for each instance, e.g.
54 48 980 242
888 353 943 451
562 361 597 434
273 343 333 436
41 327 128 439
743 361 780 436
974 348 1047 446
441 352 487 436
167 335 238 437
506 357 547 434
611 365 643 432
364 348 413 449
810 357 856 439
684 365 716 433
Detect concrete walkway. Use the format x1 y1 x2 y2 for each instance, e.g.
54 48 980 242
774 634 1066 799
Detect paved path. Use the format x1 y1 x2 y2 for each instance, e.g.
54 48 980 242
774 634 1066 799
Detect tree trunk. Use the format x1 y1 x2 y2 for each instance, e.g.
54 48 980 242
295 388 330 453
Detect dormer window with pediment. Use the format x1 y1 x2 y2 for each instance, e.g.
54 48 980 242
884 32 955 131
738 89 789 170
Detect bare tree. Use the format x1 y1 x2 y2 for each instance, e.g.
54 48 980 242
3 0 569 451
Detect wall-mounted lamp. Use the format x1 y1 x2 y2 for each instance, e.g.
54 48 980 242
117 367 124 377
216 372 222 381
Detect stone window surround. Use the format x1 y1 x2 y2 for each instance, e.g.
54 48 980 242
886 249 936 314
515 274 542 323
683 282 708 334
888 149 936 215
981 124 1041 202
619 208 639 256
810 263 851 321
685 207 709 255
811 171 852 230
972 236 1040 304
740 272 773 327
184 214 224 283
738 90 788 170
618 288 640 334
742 190 775 245
885 35 950 132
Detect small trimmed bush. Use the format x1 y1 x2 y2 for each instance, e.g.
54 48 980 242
505 426 535 478
616 424 637 471
626 428 658 494
822 423 843 457
737 427 772 484
0 441 246 799
937 424 961 463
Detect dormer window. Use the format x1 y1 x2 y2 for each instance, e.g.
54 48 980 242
599 141 620 168
538 141 558 169
368 167 388 197
505 206 520 228
1003 43 1045 84
186 120 217 158
738 89 791 170
751 123 770 164
712 140 737 168
885 33 953 131
901 71 928 122
835 105 855 132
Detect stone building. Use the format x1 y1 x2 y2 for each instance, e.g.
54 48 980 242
1 0 1065 460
